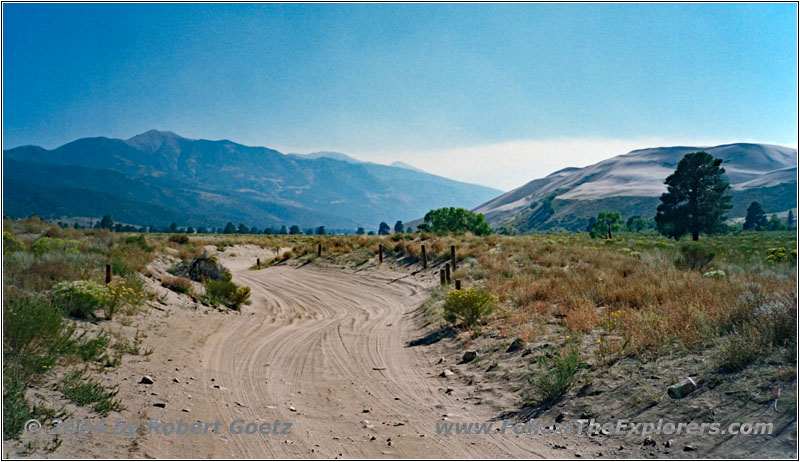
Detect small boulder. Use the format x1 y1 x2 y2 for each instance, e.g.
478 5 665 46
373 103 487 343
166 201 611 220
440 369 454 378
506 338 525 353
153 402 166 408
140 376 155 384
462 350 477 362
667 377 697 399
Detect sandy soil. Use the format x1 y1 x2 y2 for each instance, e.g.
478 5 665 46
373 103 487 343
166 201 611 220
6 247 559 458
7 245 794 459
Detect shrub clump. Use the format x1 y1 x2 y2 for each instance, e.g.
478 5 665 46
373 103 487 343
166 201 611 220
3 232 25 254
169 234 190 245
31 237 83 256
442 287 497 328
203 273 251 311
52 280 109 318
529 348 582 405
674 242 715 271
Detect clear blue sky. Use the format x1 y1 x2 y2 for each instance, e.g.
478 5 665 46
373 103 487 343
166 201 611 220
3 3 797 189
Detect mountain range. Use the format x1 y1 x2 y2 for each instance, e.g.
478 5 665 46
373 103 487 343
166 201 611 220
476 143 797 232
3 130 501 230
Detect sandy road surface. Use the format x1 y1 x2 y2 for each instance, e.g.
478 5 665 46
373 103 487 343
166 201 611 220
138 261 550 458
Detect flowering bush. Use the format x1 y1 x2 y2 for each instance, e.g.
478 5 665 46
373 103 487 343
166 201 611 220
52 280 109 318
442 287 497 328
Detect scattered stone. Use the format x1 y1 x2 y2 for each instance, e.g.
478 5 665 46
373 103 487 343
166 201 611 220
437 357 445 364
643 437 656 447
153 403 166 408
555 412 566 423
462 350 478 362
665 440 674 448
369 436 376 441
289 406 296 412
362 409 371 413
553 444 567 450
140 376 155 384
235 402 249 408
683 445 697 452
445 388 454 395
173 378 180 383
182 408 190 413
372 367 387 371
440 369 454 378
506 338 525 353
574 453 581 458
667 377 697 399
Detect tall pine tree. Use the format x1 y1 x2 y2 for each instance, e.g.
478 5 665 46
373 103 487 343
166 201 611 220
655 152 731 241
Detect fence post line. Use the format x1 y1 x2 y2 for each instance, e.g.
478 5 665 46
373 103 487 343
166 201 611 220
440 268 446 286
450 245 457 271
455 279 461 290
257 258 260 267
105 264 112 284
318 243 322 257
421 244 427 268
445 263 451 283
379 244 383 263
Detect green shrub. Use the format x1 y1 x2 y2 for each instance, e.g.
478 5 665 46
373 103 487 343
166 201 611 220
3 297 76 376
31 237 83 256
52 280 109 318
60 371 123 416
3 232 25 254
674 242 715 271
442 287 497 328
169 234 190 245
3 377 33 439
203 279 251 310
529 349 582 404
123 234 153 252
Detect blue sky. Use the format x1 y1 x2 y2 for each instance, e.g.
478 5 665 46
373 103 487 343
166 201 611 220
3 3 797 190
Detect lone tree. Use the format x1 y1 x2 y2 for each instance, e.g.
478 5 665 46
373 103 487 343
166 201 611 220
422 207 492 236
788 210 795 229
591 211 622 239
223 222 237 234
394 220 404 233
378 222 391 235
743 201 767 231
655 152 731 241
356 227 365 235
316 226 326 235
289 225 301 235
99 215 114 230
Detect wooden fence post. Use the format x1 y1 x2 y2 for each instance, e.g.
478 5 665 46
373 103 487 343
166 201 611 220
379 244 383 263
450 245 457 271
105 264 112 284
445 263 451 283
421 244 427 268
455 280 461 290
257 258 260 267
318 243 322 257
440 268 446 286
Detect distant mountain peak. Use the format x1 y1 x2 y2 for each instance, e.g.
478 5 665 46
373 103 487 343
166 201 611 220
126 129 185 153
287 151 363 164
389 161 427 174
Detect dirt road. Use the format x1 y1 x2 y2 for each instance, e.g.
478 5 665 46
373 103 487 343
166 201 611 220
137 259 549 458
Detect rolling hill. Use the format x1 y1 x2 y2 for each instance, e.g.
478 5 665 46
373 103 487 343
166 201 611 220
3 130 502 230
475 143 797 232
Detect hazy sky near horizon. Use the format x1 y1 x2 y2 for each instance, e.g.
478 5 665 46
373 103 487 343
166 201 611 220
3 3 797 191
